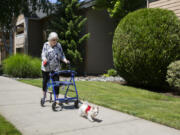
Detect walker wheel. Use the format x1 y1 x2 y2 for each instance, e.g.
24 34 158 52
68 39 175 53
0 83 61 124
40 98 45 107
52 102 63 111
74 100 79 108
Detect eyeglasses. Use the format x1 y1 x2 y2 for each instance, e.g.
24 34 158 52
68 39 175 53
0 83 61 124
51 39 57 41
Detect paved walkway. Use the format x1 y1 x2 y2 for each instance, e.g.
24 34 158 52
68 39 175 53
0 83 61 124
0 76 180 135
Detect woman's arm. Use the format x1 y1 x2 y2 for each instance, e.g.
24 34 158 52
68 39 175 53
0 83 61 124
41 43 48 66
58 43 70 64
62 57 70 64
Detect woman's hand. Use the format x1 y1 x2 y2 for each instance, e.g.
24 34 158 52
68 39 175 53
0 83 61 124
64 59 70 64
43 59 48 67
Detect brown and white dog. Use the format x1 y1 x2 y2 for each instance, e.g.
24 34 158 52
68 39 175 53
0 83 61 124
78 102 99 122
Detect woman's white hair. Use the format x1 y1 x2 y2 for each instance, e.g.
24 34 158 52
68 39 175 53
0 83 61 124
48 32 59 41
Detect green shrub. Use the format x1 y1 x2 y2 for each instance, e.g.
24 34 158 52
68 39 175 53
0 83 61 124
108 69 117 77
3 54 42 78
103 73 110 77
166 60 180 92
113 8 180 89
30 58 42 77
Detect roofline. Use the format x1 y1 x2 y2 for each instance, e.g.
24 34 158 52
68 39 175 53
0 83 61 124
148 0 158 3
80 0 95 9
23 0 94 20
27 16 48 21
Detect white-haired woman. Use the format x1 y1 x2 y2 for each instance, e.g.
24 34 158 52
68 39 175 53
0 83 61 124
41 32 69 99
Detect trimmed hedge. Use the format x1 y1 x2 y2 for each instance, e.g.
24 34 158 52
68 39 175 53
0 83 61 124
166 60 180 92
113 8 180 89
108 69 117 77
3 54 41 78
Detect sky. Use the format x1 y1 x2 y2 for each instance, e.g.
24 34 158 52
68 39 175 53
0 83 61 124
49 0 57 3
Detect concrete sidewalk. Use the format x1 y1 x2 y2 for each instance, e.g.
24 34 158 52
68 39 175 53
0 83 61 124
0 76 179 135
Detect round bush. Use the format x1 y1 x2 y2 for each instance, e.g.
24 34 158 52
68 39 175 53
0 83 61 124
166 60 180 92
3 54 42 78
113 8 180 89
108 69 117 77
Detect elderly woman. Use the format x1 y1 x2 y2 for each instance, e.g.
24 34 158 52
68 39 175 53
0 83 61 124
41 32 69 99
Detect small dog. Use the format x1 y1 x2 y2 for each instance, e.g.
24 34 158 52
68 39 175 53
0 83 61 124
78 102 99 122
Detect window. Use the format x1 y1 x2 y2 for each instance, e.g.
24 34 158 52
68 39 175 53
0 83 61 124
16 48 24 53
16 23 24 35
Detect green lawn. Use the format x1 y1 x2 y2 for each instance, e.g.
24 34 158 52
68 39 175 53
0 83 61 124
19 79 180 129
0 114 21 135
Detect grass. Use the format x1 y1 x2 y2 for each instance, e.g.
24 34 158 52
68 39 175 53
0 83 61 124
0 114 21 135
19 79 180 129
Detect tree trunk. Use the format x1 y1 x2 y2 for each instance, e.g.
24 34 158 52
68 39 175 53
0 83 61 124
9 30 13 55
2 32 9 53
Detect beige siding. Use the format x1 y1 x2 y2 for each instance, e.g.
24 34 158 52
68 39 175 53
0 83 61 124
14 14 26 54
15 34 25 48
149 0 180 18
16 14 25 25
14 14 47 57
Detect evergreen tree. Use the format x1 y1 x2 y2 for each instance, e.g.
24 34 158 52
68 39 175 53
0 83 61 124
48 0 90 72
94 0 146 24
